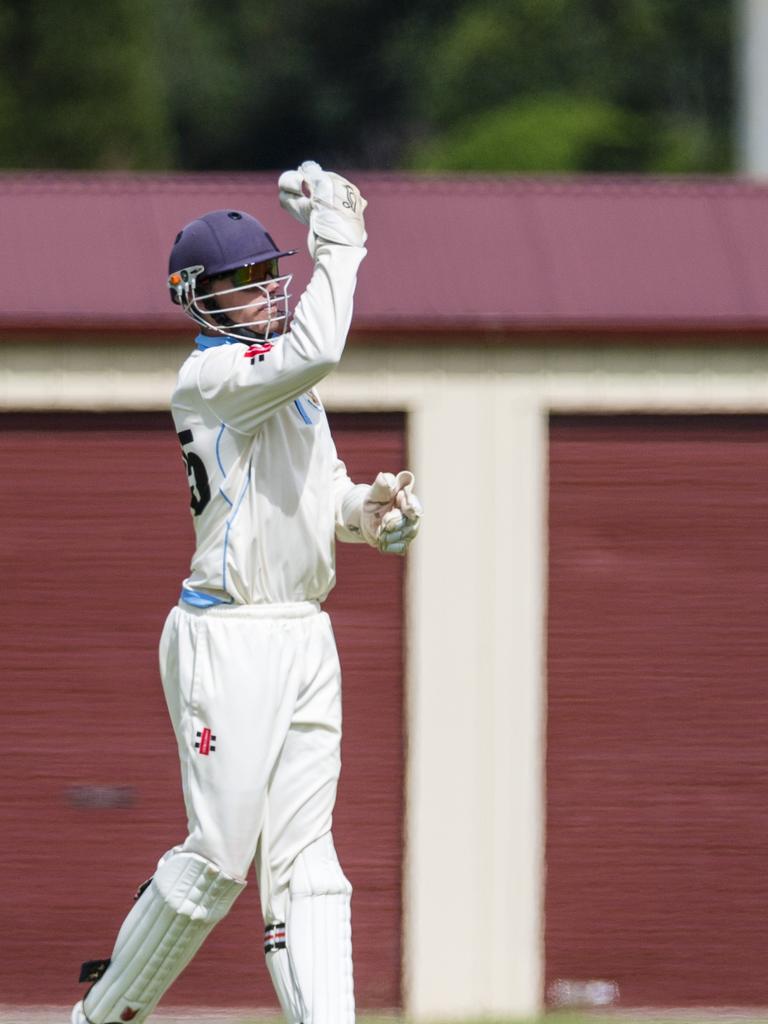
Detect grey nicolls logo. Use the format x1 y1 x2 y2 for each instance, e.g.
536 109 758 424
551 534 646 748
195 727 216 755
343 185 357 212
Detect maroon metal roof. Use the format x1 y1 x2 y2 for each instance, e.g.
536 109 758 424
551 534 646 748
2 172 768 337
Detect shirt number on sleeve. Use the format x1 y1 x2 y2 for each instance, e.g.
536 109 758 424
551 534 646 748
177 429 211 516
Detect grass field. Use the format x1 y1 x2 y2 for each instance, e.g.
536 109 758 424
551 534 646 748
147 1013 768 1024
158 1015 768 1024
536 1016 768 1024
6 1013 768 1024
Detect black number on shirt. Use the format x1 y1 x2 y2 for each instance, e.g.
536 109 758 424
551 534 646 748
177 429 211 516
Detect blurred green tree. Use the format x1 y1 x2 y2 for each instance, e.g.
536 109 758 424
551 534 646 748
409 95 643 172
405 0 733 172
154 0 460 171
0 0 735 173
0 0 172 169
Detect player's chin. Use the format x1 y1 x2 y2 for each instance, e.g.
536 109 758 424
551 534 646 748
239 320 282 342
255 312 290 336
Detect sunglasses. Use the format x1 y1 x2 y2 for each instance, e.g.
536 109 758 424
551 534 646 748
227 259 280 288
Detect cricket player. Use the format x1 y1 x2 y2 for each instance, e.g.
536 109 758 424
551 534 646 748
70 161 422 1024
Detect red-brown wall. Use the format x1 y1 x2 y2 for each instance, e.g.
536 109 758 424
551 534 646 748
0 411 404 1009
546 414 768 1008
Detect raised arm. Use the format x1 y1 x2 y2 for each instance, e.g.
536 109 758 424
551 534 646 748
196 163 367 434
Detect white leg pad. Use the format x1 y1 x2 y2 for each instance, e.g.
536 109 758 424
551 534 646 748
265 833 354 1024
264 925 308 1024
70 1003 87 1024
82 852 245 1024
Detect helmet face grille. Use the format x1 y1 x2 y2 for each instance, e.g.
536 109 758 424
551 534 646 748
169 262 294 342
168 209 298 337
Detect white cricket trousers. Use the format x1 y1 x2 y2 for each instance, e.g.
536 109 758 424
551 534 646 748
158 599 343 924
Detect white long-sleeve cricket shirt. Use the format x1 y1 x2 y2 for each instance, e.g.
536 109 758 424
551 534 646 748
170 240 368 606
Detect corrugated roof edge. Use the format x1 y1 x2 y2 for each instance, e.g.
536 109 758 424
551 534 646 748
2 172 768 340
1 170 768 197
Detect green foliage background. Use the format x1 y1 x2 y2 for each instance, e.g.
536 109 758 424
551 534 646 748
0 0 734 173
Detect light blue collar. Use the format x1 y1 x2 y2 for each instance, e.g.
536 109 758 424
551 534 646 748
195 332 240 350
195 331 280 350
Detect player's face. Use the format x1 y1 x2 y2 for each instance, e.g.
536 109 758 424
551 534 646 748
210 260 280 334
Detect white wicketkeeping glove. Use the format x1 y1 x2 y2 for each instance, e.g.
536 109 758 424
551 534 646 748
361 471 423 556
278 160 367 258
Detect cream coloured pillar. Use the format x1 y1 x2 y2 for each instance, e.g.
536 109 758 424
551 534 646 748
402 384 546 1020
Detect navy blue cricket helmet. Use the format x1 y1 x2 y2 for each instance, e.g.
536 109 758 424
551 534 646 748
169 209 295 285
168 209 297 340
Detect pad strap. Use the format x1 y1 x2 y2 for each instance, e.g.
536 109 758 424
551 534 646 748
264 834 354 1024
265 923 307 1024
